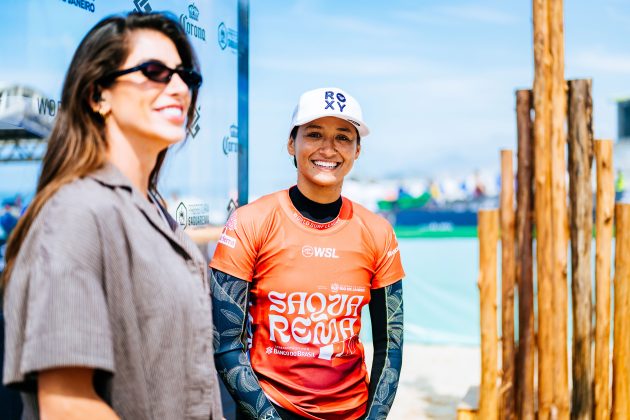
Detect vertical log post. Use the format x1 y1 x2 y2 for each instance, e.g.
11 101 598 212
567 79 593 420
479 209 500 420
532 0 554 416
515 89 535 420
612 204 630 419
549 1 570 417
500 151 516 420
594 139 614 420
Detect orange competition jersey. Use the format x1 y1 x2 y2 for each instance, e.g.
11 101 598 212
210 190 405 419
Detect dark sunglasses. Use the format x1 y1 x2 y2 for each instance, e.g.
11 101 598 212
98 60 202 89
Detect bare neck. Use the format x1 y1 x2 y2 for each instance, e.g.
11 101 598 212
295 178 343 204
105 124 163 198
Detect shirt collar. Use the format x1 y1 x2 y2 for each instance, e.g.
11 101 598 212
87 162 205 268
88 162 134 191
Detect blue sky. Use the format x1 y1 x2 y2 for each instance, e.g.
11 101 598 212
248 0 630 196
2 0 630 201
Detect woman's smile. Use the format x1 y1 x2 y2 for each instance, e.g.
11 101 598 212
154 103 185 124
312 160 342 170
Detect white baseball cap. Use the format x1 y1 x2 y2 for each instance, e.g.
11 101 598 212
289 87 370 138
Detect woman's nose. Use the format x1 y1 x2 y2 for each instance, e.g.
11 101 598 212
320 137 337 154
166 73 191 96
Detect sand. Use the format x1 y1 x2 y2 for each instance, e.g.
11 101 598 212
364 343 480 419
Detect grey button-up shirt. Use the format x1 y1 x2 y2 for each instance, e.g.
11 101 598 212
3 163 222 419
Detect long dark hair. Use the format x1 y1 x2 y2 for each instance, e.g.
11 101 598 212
3 12 200 288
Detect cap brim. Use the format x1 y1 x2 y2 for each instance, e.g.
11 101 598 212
291 113 370 138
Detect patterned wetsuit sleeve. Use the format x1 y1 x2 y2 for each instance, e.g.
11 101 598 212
364 280 404 419
211 269 281 419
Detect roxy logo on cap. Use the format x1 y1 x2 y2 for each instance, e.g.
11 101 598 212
324 91 347 113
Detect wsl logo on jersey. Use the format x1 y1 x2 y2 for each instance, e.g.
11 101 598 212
301 245 340 259
180 3 206 42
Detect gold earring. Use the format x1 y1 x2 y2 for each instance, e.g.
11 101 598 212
98 107 110 118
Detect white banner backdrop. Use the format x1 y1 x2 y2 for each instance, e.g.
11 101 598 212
0 0 239 225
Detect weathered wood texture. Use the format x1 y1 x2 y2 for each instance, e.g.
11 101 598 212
612 204 630 419
499 150 516 420
567 79 593 420
515 89 535 420
594 139 614 420
532 0 554 416
478 210 499 420
457 410 477 420
548 1 569 417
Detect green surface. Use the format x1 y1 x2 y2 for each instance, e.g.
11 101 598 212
377 192 432 211
394 225 478 238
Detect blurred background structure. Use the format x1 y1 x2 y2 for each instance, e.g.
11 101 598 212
1 1 630 418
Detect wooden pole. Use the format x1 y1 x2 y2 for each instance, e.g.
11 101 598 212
479 209 500 420
500 150 516 420
515 89 535 420
612 204 630 419
567 79 593 420
532 0 554 416
594 139 614 420
548 1 569 417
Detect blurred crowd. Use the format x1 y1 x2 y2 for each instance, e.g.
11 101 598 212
0 195 25 272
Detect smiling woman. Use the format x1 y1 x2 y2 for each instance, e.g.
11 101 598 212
289 116 361 203
210 87 405 420
1 12 222 420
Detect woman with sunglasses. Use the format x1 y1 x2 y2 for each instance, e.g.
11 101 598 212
2 12 222 419
210 88 405 419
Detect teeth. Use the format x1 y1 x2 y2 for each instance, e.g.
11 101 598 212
160 107 182 117
314 161 338 168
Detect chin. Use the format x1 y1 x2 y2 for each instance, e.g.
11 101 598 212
154 129 187 145
311 177 342 188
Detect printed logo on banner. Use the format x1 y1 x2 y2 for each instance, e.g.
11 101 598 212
217 22 238 52
177 201 210 229
180 3 207 42
188 3 199 20
60 0 96 13
176 202 188 228
187 106 201 138
222 124 238 155
133 0 152 13
35 96 62 117
226 198 238 216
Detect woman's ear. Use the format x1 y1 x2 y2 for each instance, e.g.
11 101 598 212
287 137 295 156
89 86 111 116
89 86 101 111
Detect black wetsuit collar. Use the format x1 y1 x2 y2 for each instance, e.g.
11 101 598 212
288 186 342 224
